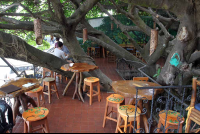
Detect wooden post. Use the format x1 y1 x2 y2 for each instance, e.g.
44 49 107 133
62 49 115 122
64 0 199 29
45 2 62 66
83 28 88 43
34 19 43 45
149 29 158 56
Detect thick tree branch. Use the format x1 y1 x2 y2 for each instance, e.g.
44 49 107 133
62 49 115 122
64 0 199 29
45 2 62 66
49 0 67 25
112 0 151 36
0 31 71 76
69 0 100 25
188 51 200 63
148 8 174 40
98 3 143 54
0 0 23 13
120 0 189 17
0 10 49 17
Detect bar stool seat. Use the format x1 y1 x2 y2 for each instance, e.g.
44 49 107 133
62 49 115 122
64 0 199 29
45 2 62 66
116 105 141 133
22 107 50 133
43 77 55 82
43 77 59 104
103 94 125 128
84 77 100 83
26 86 45 107
157 110 185 133
83 77 101 105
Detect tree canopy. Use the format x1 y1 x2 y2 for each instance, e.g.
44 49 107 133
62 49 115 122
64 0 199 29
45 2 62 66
0 0 200 90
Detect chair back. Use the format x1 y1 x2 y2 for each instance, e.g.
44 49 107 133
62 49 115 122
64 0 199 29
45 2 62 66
43 68 54 78
133 77 149 82
191 78 199 107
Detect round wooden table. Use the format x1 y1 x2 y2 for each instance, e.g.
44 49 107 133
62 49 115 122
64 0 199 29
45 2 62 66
0 78 40 123
61 63 98 102
112 80 163 133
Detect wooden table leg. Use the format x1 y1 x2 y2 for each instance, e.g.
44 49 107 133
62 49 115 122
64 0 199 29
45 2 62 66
62 72 76 96
13 93 37 124
78 72 84 102
73 73 80 100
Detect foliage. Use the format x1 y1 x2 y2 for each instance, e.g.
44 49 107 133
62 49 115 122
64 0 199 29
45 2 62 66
95 15 151 45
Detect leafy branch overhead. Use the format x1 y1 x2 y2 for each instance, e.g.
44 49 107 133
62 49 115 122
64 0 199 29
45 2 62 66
0 0 200 88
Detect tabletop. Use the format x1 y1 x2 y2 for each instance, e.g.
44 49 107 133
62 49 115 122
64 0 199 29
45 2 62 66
0 78 40 98
112 80 163 100
61 63 98 73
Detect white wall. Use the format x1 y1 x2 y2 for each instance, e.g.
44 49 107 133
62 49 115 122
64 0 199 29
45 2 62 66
88 18 104 28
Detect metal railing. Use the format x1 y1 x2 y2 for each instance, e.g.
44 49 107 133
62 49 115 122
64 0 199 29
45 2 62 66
128 85 198 133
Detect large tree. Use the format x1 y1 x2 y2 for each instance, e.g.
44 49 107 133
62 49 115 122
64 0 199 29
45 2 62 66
0 0 200 91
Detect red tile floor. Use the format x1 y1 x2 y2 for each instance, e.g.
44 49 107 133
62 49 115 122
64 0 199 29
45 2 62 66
13 58 124 133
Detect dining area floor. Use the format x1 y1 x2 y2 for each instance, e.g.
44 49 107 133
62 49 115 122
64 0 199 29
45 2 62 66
13 58 123 133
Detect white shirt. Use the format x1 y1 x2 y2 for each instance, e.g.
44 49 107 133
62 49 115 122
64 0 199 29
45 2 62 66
53 48 68 60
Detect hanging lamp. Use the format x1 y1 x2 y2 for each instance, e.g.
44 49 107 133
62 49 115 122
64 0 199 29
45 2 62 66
83 28 88 43
149 29 158 56
34 18 43 45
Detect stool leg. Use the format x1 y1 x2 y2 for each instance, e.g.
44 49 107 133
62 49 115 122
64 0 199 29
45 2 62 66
53 83 60 100
27 122 32 133
83 82 86 92
44 118 50 133
97 82 101 102
90 84 93 106
36 92 41 107
124 117 128 133
48 83 51 104
157 119 162 133
129 121 133 133
164 124 170 133
116 114 121 133
137 116 140 133
24 121 28 133
103 101 109 128
179 124 183 133
41 91 46 107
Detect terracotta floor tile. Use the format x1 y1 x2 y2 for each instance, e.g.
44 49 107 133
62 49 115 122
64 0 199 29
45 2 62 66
13 58 123 133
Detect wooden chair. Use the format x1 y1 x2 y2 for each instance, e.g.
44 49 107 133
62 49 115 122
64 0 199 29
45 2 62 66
43 77 60 104
54 72 67 83
43 68 54 78
133 77 149 82
107 51 116 63
26 86 45 107
23 107 50 133
157 110 185 133
103 94 125 128
83 77 101 105
185 78 200 133
116 105 141 133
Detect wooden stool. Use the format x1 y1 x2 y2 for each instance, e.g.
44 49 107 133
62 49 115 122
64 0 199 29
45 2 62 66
157 110 185 133
26 86 45 107
23 107 50 133
43 77 60 104
185 78 200 133
116 105 141 133
103 94 125 128
83 77 101 105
